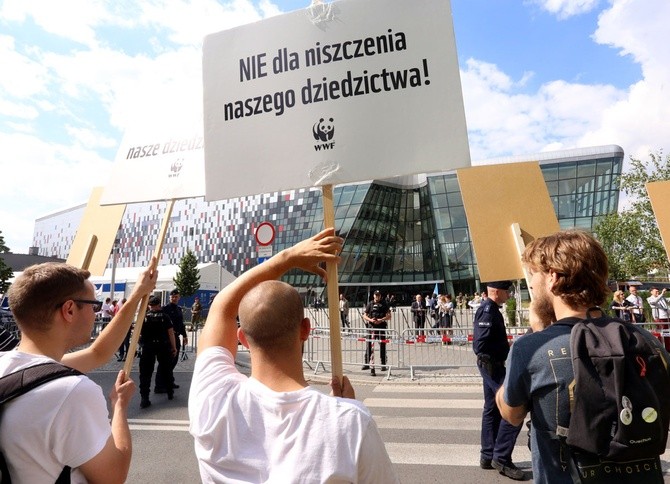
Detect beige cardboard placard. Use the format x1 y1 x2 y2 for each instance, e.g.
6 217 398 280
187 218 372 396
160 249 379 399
647 180 670 262
457 161 560 282
66 187 126 275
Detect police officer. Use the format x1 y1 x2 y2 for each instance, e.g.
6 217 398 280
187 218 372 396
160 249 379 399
362 290 391 376
472 280 523 480
157 288 188 393
139 296 177 408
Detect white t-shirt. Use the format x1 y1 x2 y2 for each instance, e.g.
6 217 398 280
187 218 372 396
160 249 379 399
189 347 399 484
0 352 111 484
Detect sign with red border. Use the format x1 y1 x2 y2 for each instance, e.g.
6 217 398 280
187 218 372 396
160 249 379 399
255 221 276 246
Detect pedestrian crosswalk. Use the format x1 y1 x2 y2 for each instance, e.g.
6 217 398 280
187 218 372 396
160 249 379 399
364 384 532 478
364 383 670 483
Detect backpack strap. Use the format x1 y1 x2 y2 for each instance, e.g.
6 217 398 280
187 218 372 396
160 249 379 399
0 362 82 484
0 362 82 404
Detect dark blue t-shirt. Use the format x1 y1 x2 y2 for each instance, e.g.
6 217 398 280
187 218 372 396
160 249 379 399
503 322 574 483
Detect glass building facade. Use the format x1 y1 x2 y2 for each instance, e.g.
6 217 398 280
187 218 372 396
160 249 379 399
32 145 623 306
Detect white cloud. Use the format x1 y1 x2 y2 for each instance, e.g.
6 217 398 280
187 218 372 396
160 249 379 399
461 59 624 160
0 0 108 48
532 0 600 19
580 0 670 161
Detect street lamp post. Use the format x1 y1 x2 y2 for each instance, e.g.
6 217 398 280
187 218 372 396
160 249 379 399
110 239 119 301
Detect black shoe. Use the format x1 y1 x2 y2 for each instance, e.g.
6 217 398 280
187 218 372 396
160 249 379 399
492 461 525 480
140 398 151 409
154 387 167 394
117 357 123 362
370 369 377 376
361 365 369 370
480 458 493 469
381 366 388 372
167 392 174 400
172 383 180 389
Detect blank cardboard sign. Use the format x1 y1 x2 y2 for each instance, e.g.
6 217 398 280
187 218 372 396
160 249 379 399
66 187 126 274
457 161 559 283
647 180 670 262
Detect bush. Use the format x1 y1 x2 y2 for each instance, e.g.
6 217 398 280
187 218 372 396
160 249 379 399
506 297 517 326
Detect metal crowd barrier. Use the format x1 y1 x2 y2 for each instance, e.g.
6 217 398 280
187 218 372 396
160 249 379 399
303 322 532 380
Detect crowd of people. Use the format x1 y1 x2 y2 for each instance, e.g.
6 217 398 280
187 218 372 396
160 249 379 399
1 228 670 483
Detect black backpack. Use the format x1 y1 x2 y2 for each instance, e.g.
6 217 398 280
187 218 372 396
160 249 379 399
556 308 670 483
0 362 82 483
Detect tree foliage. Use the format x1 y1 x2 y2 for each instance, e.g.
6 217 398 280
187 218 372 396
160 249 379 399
0 230 13 294
594 150 670 280
173 249 200 297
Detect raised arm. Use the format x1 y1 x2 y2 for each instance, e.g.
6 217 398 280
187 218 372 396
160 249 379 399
198 228 342 357
63 259 158 372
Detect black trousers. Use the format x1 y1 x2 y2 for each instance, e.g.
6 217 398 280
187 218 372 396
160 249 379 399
364 325 387 365
139 342 173 397
155 337 181 390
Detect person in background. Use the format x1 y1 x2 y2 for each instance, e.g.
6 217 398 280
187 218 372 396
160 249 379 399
626 285 645 323
610 290 633 321
472 280 524 481
362 290 391 376
411 294 427 336
191 296 202 329
339 293 350 332
139 296 177 408
158 289 187 393
647 287 670 351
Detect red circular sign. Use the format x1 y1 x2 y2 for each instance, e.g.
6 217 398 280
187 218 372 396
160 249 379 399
255 222 276 246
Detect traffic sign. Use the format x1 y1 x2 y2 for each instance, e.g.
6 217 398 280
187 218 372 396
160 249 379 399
255 222 275 246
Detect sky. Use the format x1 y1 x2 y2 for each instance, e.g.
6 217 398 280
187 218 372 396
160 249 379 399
0 0 669 253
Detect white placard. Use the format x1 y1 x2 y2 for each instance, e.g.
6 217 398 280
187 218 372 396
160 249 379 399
100 119 205 205
257 245 273 258
203 0 470 201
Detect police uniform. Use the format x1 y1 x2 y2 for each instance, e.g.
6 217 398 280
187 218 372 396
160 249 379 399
472 282 522 472
160 300 186 391
139 303 175 407
362 296 390 375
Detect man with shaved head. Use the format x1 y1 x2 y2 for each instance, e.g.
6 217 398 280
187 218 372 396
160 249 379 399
188 228 398 483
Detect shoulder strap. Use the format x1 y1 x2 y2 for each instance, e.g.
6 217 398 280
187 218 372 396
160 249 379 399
0 362 82 405
0 362 81 484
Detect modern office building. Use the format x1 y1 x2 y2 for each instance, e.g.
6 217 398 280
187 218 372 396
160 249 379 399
33 144 623 306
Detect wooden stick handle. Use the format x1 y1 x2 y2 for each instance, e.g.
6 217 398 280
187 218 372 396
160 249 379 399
322 185 343 379
123 199 176 376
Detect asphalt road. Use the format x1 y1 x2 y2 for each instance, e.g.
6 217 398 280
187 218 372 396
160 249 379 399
87 357 670 484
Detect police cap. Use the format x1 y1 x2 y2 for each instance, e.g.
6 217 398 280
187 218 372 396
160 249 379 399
486 280 512 290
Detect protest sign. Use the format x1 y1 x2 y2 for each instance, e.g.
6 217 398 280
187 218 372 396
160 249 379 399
100 118 205 206
647 180 670 262
457 162 560 283
203 0 470 201
66 187 126 275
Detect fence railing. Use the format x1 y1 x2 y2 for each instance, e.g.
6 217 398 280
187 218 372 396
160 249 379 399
303 323 531 380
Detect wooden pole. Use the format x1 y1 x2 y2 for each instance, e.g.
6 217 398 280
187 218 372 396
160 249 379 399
79 234 98 270
511 222 533 301
123 199 176 377
322 185 343 378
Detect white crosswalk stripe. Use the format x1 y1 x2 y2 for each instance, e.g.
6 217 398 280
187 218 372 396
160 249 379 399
363 384 533 470
364 383 670 484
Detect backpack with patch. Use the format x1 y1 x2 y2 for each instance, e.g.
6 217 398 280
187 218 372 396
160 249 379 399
558 307 670 483
0 362 82 484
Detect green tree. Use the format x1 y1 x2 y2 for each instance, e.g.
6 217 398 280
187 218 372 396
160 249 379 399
173 249 200 297
0 230 13 294
594 150 670 279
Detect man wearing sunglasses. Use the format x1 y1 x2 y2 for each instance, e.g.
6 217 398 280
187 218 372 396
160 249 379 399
0 260 157 483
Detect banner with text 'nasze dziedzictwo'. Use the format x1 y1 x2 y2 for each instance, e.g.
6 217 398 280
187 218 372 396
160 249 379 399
203 0 470 201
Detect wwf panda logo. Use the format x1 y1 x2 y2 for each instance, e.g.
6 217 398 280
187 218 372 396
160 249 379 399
312 117 334 142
